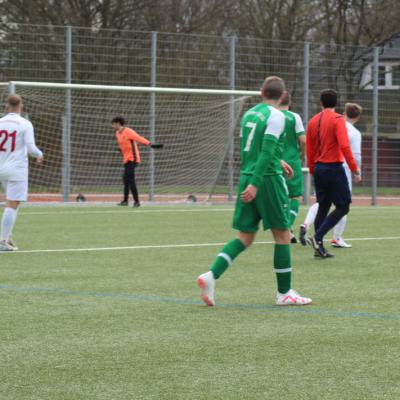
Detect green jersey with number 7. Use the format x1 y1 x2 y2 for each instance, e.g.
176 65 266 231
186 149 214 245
239 103 286 187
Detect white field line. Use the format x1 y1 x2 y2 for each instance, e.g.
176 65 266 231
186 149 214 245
1 236 400 255
17 208 234 216
16 205 400 216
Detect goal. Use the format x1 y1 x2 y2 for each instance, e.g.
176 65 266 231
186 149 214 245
1 82 259 204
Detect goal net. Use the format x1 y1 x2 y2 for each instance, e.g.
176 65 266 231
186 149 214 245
1 82 259 204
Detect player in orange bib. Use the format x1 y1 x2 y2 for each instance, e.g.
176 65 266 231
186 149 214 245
112 116 152 207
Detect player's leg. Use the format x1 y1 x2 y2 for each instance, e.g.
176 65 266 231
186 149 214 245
197 232 252 307
260 175 311 305
289 196 301 243
331 215 351 248
302 202 319 230
313 165 350 257
0 180 25 251
118 163 130 205
197 174 258 306
308 164 335 257
289 197 300 227
299 202 319 245
331 167 352 248
272 229 311 305
285 163 303 244
129 162 140 207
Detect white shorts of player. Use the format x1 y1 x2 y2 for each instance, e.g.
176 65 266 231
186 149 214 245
1 180 28 201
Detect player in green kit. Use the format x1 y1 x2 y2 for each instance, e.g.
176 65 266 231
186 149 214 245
278 92 306 243
197 76 312 306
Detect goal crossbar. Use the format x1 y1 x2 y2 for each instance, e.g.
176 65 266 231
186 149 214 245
8 81 260 97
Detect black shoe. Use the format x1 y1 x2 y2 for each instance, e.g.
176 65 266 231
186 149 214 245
133 202 141 208
314 250 334 259
299 225 307 246
290 231 298 244
117 200 128 206
310 236 333 258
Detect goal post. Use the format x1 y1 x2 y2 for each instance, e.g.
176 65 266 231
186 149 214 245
2 81 260 203
1 81 312 205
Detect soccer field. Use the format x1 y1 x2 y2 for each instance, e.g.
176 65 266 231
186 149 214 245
1 205 400 400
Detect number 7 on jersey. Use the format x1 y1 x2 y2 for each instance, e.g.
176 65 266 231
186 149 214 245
243 122 257 152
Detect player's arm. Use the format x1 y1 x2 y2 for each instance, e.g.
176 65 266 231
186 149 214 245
281 160 294 178
24 123 43 162
294 113 306 162
128 129 151 146
298 135 306 162
335 117 358 173
350 130 362 169
306 123 316 174
128 129 163 149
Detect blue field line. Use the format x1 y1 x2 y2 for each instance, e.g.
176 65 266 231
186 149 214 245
0 283 399 322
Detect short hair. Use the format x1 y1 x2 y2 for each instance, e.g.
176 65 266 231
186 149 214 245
112 116 125 125
6 94 22 108
345 102 362 119
279 91 291 106
261 76 285 100
320 89 338 108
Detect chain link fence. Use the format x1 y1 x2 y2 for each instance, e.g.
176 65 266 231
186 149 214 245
1 25 399 203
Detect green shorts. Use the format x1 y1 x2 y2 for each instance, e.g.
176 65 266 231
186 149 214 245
232 173 291 232
285 160 304 198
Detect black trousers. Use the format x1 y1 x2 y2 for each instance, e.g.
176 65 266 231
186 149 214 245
313 163 351 241
122 161 139 203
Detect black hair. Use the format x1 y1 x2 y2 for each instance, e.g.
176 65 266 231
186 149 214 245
320 89 337 108
112 116 125 125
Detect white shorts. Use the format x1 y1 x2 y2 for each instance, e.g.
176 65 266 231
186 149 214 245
1 180 28 201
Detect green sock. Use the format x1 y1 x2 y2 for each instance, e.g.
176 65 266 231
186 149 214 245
289 198 300 227
210 238 246 279
274 244 292 294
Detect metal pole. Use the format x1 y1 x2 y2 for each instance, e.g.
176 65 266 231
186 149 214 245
228 36 236 201
8 82 16 94
62 25 72 202
371 47 379 206
303 42 310 205
149 31 157 201
303 42 310 126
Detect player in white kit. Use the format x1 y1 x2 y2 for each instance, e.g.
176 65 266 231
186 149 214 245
0 94 43 251
299 103 362 248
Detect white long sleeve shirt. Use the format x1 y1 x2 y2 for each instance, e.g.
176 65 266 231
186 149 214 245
0 113 43 181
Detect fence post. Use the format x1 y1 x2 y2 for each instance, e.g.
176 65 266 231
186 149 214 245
303 42 310 205
62 25 72 202
371 47 379 206
228 36 236 201
149 31 157 201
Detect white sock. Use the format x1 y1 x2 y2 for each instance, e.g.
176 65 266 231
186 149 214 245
333 215 347 240
1 207 18 241
303 203 319 229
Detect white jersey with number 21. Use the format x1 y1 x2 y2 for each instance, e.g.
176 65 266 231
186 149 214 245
0 112 42 181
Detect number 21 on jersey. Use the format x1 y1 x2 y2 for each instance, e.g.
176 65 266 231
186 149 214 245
0 130 17 152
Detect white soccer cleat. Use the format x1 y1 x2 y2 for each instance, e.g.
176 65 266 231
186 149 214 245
0 239 16 251
197 271 216 307
331 238 352 248
7 237 18 251
276 289 312 306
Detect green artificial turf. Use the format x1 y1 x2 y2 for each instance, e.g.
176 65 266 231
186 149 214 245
1 205 399 399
